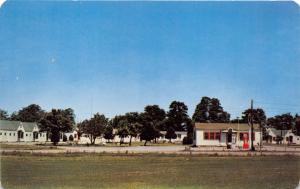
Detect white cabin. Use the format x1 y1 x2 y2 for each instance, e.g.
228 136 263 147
193 123 261 149
0 120 47 142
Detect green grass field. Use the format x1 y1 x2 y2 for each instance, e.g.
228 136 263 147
1 154 300 189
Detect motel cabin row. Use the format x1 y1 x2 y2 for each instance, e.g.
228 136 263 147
0 120 187 144
1 120 299 146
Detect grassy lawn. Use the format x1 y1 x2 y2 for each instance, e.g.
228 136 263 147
1 154 300 189
0 143 58 150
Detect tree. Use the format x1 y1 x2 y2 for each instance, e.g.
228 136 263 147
116 119 130 145
78 113 108 145
112 112 142 146
103 123 114 142
140 118 160 146
166 101 194 144
241 108 266 124
165 127 177 142
10 104 45 122
39 109 75 145
167 101 190 131
0 109 9 120
124 112 142 146
295 114 300 136
141 105 166 144
267 113 294 131
192 97 230 123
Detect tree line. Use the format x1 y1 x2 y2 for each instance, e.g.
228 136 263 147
1 96 300 145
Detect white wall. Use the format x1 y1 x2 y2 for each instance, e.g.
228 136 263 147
194 130 220 146
194 129 261 147
0 130 47 142
0 130 18 142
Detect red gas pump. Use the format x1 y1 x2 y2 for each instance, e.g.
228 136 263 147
243 133 249 149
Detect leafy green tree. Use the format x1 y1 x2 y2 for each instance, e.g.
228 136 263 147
78 113 108 145
103 123 114 142
116 119 130 145
112 112 142 146
39 109 75 145
143 105 166 143
241 108 266 124
165 127 177 142
124 112 142 146
166 101 194 144
10 104 45 122
167 101 190 131
0 109 9 120
139 110 162 146
295 114 300 136
267 113 294 130
192 97 230 123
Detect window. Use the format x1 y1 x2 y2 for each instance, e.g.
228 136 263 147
177 134 181 139
0 132 2 135
204 131 220 140
40 133 42 137
204 132 209 140
239 133 244 140
209 132 215 139
9 133 11 136
26 134 28 136
13 133 15 136
4 133 6 136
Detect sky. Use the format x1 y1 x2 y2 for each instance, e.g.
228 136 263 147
0 1 300 121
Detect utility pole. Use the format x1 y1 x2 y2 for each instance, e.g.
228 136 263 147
250 99 255 151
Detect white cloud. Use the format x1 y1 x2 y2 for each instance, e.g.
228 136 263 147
0 0 6 8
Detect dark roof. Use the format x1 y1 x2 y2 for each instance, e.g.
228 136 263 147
0 120 20 131
0 120 38 132
195 123 260 131
22 122 38 132
268 128 289 137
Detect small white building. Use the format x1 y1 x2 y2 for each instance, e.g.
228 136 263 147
285 130 300 145
266 128 300 145
0 120 47 142
159 131 187 143
193 123 261 149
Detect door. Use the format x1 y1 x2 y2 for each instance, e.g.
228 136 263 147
33 132 38 141
227 129 232 143
17 130 24 142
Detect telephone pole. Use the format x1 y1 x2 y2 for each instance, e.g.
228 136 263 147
250 99 255 151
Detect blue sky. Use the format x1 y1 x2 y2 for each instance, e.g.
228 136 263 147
0 1 299 121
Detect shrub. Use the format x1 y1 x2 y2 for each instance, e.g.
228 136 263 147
182 136 193 145
69 135 74 141
63 134 68 142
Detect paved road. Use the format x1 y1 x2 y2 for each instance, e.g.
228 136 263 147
1 143 300 156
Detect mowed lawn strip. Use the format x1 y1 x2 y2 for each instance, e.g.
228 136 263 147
1 154 300 189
